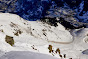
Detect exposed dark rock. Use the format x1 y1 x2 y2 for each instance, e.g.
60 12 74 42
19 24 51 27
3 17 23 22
5 35 14 46
41 17 59 27
55 48 61 54
51 0 64 7
0 0 88 29
41 16 87 29
64 0 82 8
79 0 88 16
0 0 87 21
59 17 86 29
0 0 52 20
48 45 53 53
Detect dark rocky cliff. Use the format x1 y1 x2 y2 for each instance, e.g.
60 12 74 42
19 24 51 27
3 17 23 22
0 0 88 28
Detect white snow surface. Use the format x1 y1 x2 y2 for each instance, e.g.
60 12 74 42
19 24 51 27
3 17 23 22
0 13 88 59
0 51 59 59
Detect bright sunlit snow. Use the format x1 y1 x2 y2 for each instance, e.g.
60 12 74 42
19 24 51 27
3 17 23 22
0 13 88 59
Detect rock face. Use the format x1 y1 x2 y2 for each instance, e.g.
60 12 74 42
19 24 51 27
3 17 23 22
0 0 51 20
0 0 88 21
0 0 88 29
44 7 88 29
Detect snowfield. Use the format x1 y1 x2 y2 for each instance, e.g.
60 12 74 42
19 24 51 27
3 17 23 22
0 51 59 59
0 13 88 59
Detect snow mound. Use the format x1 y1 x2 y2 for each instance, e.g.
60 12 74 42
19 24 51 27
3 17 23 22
0 51 59 59
0 13 73 45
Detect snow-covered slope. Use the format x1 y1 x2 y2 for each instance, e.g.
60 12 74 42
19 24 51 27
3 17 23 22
0 13 88 59
0 51 59 59
0 13 73 58
0 13 73 44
